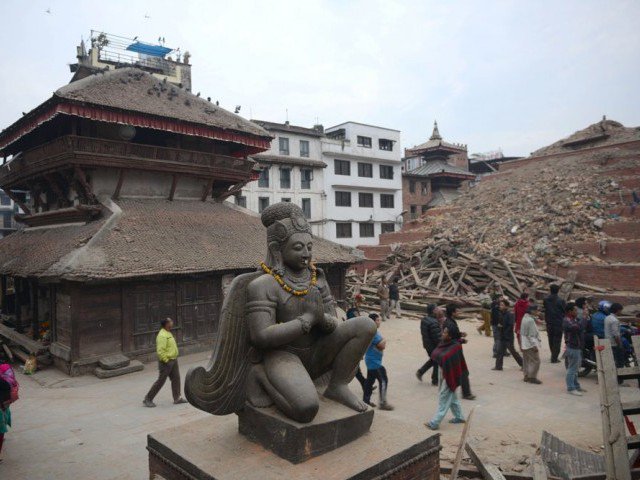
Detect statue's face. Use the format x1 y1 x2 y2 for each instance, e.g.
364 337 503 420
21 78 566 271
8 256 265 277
281 232 313 271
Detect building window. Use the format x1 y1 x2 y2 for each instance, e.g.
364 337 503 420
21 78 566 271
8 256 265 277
357 136 372 148
358 192 373 208
380 194 395 208
380 165 394 179
301 168 312 189
379 139 394 151
359 222 374 238
334 159 351 176
235 195 247 208
421 182 429 195
0 193 10 206
279 137 290 155
410 205 417 219
357 162 373 178
336 222 352 238
335 191 352 207
2 212 11 229
421 204 429 214
409 180 416 193
300 140 310 158
281 198 291 202
301 198 311 219
280 168 291 189
258 167 270 188
381 222 395 234
258 197 270 213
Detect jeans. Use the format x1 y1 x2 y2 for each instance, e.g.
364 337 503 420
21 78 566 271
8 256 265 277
492 325 500 357
565 348 582 391
363 366 388 405
355 366 366 392
390 299 401 317
430 370 464 427
495 339 523 370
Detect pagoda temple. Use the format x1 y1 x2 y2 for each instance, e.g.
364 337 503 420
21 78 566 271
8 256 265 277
0 64 355 375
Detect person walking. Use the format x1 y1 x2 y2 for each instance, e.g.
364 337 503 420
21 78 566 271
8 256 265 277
0 362 13 464
520 304 542 384
444 304 475 400
416 304 442 385
346 295 374 394
544 284 566 363
477 292 492 336
377 278 391 322
563 303 586 396
424 326 467 430
143 318 188 407
363 313 394 410
605 303 625 368
490 294 502 358
389 278 401 319
514 292 530 349
493 299 523 371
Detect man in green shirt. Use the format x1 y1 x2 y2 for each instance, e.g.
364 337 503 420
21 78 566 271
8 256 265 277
143 318 187 407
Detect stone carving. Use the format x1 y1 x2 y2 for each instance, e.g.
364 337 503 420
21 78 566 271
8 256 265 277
185 202 376 423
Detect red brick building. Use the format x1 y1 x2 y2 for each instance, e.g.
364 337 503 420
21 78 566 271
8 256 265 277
402 121 475 219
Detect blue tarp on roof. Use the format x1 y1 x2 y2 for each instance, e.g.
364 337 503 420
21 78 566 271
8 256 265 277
126 42 172 57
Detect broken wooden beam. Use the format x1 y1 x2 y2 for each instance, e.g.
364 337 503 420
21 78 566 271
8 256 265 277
465 440 507 480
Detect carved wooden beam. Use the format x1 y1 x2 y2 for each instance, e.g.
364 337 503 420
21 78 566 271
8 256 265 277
74 167 97 204
112 169 125 200
169 174 179 201
2 189 31 215
44 173 69 207
201 178 214 202
217 180 248 202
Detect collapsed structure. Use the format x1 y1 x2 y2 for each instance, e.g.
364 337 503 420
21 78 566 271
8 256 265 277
0 66 356 374
354 117 640 314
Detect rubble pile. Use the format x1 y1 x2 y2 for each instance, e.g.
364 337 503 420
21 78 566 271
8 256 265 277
347 239 606 311
392 147 638 267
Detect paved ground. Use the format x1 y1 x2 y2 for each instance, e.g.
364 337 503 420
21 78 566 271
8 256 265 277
2 315 635 479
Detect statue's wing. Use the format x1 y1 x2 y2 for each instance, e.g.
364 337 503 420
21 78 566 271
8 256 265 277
185 271 262 415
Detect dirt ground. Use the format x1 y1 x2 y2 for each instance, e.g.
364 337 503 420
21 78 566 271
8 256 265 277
2 314 634 479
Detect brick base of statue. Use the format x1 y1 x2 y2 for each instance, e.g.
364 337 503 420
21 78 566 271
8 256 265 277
147 399 441 480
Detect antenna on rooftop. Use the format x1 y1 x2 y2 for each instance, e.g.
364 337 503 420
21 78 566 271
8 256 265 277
286 108 289 123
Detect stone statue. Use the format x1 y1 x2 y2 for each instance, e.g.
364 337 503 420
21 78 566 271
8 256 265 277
185 202 376 423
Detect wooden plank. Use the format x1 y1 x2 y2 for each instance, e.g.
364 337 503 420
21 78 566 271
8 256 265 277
502 259 522 292
201 178 214 202
465 440 507 480
617 367 640 380
594 337 632 480
627 435 640 450
439 258 458 290
531 455 548 480
168 174 178 201
436 269 444 290
0 323 48 354
410 267 422 287
453 266 469 295
74 166 98 203
479 268 520 297
540 430 605 478
423 271 436 288
450 406 475 480
622 401 640 416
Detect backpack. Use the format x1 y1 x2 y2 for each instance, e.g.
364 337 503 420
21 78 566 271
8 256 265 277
0 364 19 407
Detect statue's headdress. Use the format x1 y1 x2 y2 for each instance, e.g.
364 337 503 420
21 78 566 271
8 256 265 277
261 202 312 245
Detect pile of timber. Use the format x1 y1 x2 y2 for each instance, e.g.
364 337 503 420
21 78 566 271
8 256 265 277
0 322 52 367
348 239 607 312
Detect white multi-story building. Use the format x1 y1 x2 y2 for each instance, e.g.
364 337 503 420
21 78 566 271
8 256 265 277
0 191 19 238
231 120 327 237
321 122 403 248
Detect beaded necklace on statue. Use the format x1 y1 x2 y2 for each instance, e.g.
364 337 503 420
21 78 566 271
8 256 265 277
260 262 317 296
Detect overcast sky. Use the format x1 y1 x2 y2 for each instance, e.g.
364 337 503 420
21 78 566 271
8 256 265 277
1 0 638 156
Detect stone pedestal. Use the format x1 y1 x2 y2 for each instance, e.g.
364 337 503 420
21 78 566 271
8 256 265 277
147 407 441 480
238 401 374 464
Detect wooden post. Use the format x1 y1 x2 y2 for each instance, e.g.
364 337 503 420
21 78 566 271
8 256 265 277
595 337 632 480
201 178 214 202
112 169 126 200
450 406 475 480
531 455 548 480
168 174 178 201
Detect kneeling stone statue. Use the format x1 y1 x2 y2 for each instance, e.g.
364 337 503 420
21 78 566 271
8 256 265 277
185 202 376 423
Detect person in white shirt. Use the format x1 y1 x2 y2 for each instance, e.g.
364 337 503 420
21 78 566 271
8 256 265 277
605 303 624 368
520 304 543 385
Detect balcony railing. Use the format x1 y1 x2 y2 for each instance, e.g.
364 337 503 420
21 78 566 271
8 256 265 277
1 135 255 186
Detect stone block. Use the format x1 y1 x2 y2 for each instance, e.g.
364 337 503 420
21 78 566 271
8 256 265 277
94 359 143 379
98 353 131 370
238 400 374 464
